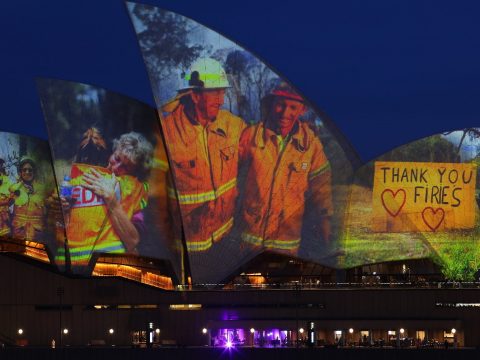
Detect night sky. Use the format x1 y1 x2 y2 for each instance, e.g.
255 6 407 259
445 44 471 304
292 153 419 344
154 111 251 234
1 0 480 161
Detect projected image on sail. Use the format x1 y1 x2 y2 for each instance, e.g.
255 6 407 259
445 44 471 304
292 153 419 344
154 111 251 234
38 79 180 280
0 132 62 265
344 129 480 282
128 3 359 283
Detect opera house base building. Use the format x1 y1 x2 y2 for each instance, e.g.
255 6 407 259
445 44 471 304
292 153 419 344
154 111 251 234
2 3 480 360
1 252 480 360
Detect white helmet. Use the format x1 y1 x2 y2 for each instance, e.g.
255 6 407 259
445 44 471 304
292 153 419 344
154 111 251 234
180 57 230 90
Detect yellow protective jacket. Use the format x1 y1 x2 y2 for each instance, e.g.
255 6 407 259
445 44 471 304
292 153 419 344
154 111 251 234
238 121 332 253
10 180 46 242
0 175 13 237
162 105 246 252
56 164 147 266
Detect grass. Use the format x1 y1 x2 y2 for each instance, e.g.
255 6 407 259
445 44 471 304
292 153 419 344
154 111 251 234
341 184 480 274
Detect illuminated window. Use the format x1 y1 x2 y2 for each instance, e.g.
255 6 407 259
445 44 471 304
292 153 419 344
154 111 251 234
169 304 202 310
444 331 455 338
334 330 342 342
24 242 50 263
92 263 173 290
93 305 109 310
135 305 157 309
436 302 480 308
416 331 425 341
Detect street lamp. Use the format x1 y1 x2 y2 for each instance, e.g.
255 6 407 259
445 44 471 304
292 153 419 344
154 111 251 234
451 328 457 348
348 328 354 346
249 328 255 347
201 327 211 347
298 327 304 346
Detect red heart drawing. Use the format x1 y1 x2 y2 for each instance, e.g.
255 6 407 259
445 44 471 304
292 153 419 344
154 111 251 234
421 207 445 231
381 189 406 217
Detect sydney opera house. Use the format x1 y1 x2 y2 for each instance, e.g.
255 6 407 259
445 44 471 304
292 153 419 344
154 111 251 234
1 2 480 357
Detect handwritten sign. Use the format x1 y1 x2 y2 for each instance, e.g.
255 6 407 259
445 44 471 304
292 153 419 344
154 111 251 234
372 161 477 232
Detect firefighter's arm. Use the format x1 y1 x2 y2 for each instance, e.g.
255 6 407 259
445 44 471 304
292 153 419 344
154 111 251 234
0 193 11 206
237 127 253 207
308 140 333 243
238 126 252 163
8 182 21 205
82 169 139 251
238 126 255 183
105 197 140 252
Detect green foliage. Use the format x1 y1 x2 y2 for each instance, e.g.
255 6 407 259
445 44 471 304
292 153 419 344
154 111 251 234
131 4 203 95
37 79 158 161
439 242 478 281
385 135 460 163
354 134 460 187
38 81 98 159
222 50 277 123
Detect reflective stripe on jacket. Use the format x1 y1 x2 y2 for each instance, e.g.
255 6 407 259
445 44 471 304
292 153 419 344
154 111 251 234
162 105 246 251
0 175 13 236
238 121 332 253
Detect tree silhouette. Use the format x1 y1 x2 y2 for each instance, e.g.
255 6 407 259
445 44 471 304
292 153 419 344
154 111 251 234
222 49 276 123
443 128 480 157
354 134 460 187
38 79 160 161
37 80 101 160
131 4 204 100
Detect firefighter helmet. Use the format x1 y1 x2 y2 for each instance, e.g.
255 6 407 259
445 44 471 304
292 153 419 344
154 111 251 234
269 82 304 103
180 58 230 90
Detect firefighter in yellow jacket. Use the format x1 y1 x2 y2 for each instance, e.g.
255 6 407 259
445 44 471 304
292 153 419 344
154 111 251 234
161 58 246 252
0 158 13 237
58 132 152 267
238 82 333 255
10 157 47 242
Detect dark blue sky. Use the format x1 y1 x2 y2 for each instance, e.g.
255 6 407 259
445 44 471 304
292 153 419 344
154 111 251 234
1 0 479 161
